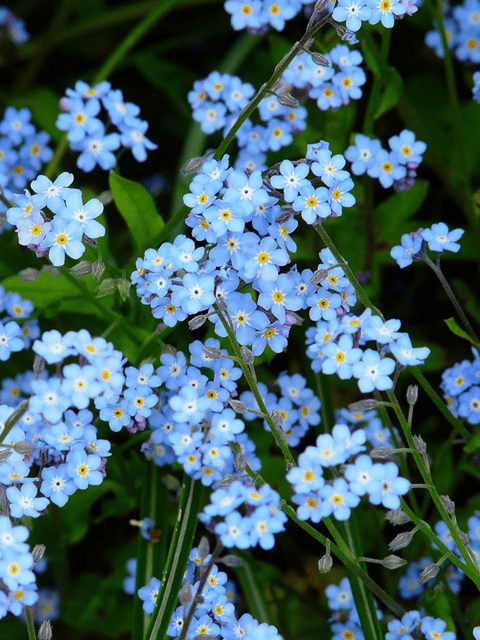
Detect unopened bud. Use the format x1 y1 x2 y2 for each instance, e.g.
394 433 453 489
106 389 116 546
348 399 380 411
198 536 210 560
92 259 105 281
12 441 36 455
228 399 248 413
188 315 207 330
311 269 329 285
240 346 254 364
220 554 243 568
234 453 246 472
217 474 241 488
179 582 193 606
38 620 52 640
0 448 12 463
162 344 177 357
69 260 92 276
310 51 329 66
370 447 394 459
181 155 207 176
439 496 455 514
18 268 40 282
406 385 418 405
203 346 223 360
193 635 217 640
276 92 298 108
385 508 410 526
34 354 46 375
97 189 113 205
117 278 131 301
96 278 116 297
413 435 427 454
389 532 413 551
419 563 438 582
318 554 333 573
270 410 284 427
32 544 46 564
382 554 407 569
276 207 293 224
41 265 61 277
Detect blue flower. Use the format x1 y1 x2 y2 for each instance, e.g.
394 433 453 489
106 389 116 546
421 222 464 253
74 123 120 172
368 461 410 509
366 0 406 27
389 334 430 366
390 232 423 268
40 465 77 507
270 159 309 202
0 321 24 361
30 172 75 213
45 217 85 266
138 576 160 614
119 118 157 162
66 447 103 489
332 0 372 31
7 482 49 518
352 349 396 393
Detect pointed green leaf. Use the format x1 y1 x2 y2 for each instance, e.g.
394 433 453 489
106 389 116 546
375 68 403 120
445 317 479 346
109 171 164 253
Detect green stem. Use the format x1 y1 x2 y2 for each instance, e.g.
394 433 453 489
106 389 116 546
24 606 37 640
213 5 333 161
143 476 205 640
410 366 471 442
234 554 272 624
215 303 296 466
0 400 29 446
362 29 391 136
423 253 480 345
386 389 480 590
45 0 177 179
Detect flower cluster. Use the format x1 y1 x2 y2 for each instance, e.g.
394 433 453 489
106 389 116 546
200 480 287 550
224 0 302 33
333 0 411 31
6 171 105 266
135 545 282 640
287 421 410 523
345 129 426 190
0 285 38 360
0 6 29 45
189 45 366 173
0 106 53 221
390 222 464 268
56 80 157 171
139 340 261 485
425 0 480 63
281 43 366 113
440 347 480 425
305 248 430 392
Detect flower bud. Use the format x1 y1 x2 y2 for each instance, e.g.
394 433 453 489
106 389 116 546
228 399 248 413
370 447 394 459
385 508 410 526
12 441 36 455
97 189 113 205
181 155 207 176
439 496 455 514
382 555 407 569
310 51 329 67
38 621 52 640
18 268 40 282
188 315 207 330
240 346 254 364
92 259 105 281
203 346 223 360
96 278 116 298
32 544 46 564
234 453 246 472
117 278 131 301
179 582 193 606
277 92 298 108
348 399 380 411
413 435 426 453
310 269 329 285
406 385 418 405
318 554 333 573
419 563 438 582
270 410 284 427
69 260 92 276
220 554 243 568
0 448 12 463
389 531 413 551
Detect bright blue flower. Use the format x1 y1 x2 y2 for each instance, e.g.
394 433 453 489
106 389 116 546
56 97 102 143
420 616 455 640
332 0 372 31
251 321 289 355
0 107 35 144
367 149 406 188
385 610 421 640
30 172 75 213
293 183 330 223
7 482 49 518
345 454 377 496
138 576 160 614
307 287 343 322
0 516 30 554
40 465 77 507
389 334 430 366
270 159 310 202
352 349 396 393
390 232 423 268
256 274 302 323
421 222 464 253
224 0 263 30
368 461 410 509
0 321 24 360
73 123 120 172
388 129 426 165
169 386 209 425
0 551 35 591
458 386 480 424
223 170 269 216
171 272 216 315
345 134 382 175
119 118 157 162
66 446 103 489
101 88 140 126
45 217 85 266
215 510 253 548
30 377 70 423
321 334 363 379
366 0 406 27
58 191 105 238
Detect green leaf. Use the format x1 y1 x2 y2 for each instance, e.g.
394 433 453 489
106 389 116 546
445 317 479 346
376 179 429 241
464 430 480 454
374 68 403 120
109 171 164 253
